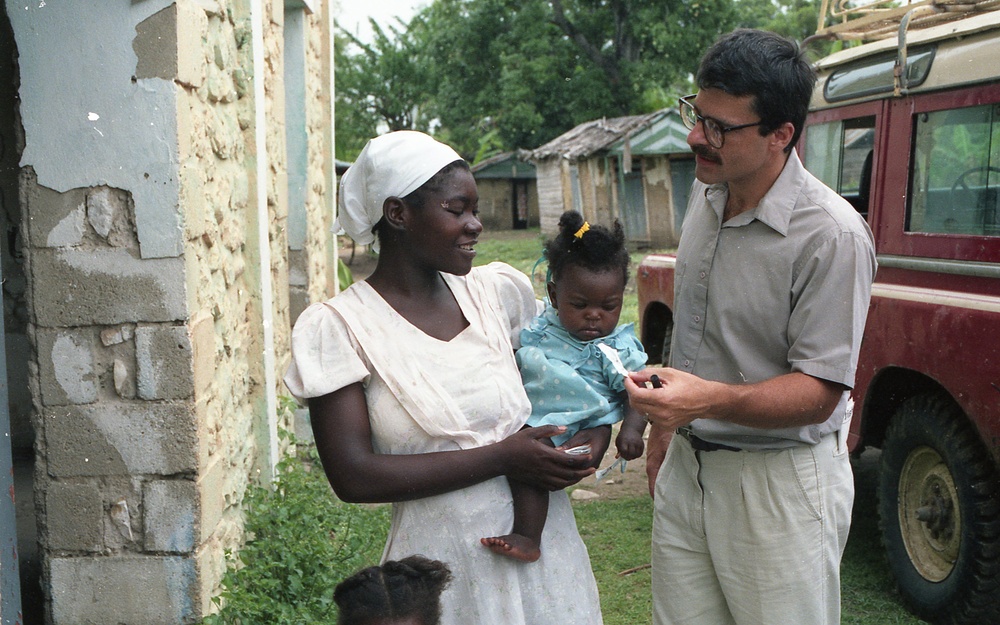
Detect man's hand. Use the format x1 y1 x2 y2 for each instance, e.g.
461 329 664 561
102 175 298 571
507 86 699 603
625 367 720 431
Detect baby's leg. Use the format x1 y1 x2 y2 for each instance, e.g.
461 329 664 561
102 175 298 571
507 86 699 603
481 479 548 562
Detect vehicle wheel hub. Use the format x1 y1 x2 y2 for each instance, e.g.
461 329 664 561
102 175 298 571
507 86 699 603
898 446 961 582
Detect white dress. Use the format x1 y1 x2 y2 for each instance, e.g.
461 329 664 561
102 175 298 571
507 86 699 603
284 262 604 625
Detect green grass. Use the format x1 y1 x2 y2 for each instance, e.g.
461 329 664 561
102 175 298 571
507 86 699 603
474 227 548 277
841 454 926 624
574 497 654 623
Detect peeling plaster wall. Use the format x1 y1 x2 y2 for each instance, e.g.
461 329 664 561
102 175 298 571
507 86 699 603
583 158 614 226
0 3 31 455
10 0 183 260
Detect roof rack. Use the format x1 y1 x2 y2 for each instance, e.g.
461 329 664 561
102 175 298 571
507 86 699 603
811 0 1000 42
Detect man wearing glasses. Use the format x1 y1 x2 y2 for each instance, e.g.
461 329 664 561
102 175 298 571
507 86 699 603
625 29 876 625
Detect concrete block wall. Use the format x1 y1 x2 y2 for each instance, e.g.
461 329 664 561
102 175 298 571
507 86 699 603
21 168 201 623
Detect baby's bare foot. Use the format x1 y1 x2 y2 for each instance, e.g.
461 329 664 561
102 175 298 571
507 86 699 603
480 534 541 562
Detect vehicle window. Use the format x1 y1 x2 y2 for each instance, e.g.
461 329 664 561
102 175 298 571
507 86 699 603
824 47 934 102
804 116 875 217
908 103 1000 237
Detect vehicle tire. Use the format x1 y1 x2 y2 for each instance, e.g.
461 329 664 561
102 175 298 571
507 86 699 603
659 316 673 366
878 395 1000 624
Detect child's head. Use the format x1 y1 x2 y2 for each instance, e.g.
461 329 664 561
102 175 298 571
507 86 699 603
544 211 629 342
334 556 453 625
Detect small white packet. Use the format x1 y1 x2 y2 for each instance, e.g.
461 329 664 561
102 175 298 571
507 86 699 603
595 457 627 482
837 398 854 454
597 343 630 377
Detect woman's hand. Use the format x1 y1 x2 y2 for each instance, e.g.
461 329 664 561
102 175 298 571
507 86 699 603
557 425 612 470
309 386 605 501
502 425 598 490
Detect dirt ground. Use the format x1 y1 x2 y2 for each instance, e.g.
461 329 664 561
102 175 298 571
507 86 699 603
581 428 654 500
337 236 655 502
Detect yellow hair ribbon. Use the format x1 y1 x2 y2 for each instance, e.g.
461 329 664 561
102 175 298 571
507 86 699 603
574 222 590 239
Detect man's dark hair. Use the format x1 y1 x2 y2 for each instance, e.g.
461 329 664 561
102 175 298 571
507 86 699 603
697 28 816 152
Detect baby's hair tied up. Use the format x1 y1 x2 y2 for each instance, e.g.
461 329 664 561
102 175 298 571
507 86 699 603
546 210 630 285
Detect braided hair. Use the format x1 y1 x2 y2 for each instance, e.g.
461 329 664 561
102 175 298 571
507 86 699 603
545 211 629 285
334 556 453 625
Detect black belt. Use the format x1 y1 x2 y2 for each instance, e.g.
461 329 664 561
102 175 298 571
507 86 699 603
677 426 742 452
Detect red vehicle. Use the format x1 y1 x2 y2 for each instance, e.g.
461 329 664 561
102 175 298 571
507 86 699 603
636 8 1000 624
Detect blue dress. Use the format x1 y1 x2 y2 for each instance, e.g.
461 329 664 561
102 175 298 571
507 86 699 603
517 305 648 446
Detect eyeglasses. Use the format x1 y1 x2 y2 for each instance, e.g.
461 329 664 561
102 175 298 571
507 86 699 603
679 95 762 149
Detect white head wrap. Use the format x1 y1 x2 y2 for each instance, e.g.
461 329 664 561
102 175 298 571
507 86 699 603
335 131 464 252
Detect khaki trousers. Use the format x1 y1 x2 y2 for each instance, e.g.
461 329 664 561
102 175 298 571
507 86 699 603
651 431 853 625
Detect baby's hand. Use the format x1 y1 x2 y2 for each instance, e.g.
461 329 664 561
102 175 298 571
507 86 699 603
615 430 645 461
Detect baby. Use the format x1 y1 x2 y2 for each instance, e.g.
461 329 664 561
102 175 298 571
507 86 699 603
482 211 648 562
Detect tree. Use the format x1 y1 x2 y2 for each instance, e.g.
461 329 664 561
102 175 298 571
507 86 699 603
334 0 829 159
547 0 736 114
333 31 377 161
735 0 836 58
334 18 433 160
415 0 737 156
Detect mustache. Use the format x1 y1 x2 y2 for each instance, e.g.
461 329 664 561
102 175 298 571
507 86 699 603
692 145 721 163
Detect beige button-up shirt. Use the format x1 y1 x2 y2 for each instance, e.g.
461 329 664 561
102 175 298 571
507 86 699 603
671 150 877 450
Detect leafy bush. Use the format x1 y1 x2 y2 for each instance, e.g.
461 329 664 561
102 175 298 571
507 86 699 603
337 258 354 291
203 437 390 625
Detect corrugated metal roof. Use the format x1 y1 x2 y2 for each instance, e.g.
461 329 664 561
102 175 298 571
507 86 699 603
470 151 537 179
607 110 691 156
529 111 665 161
